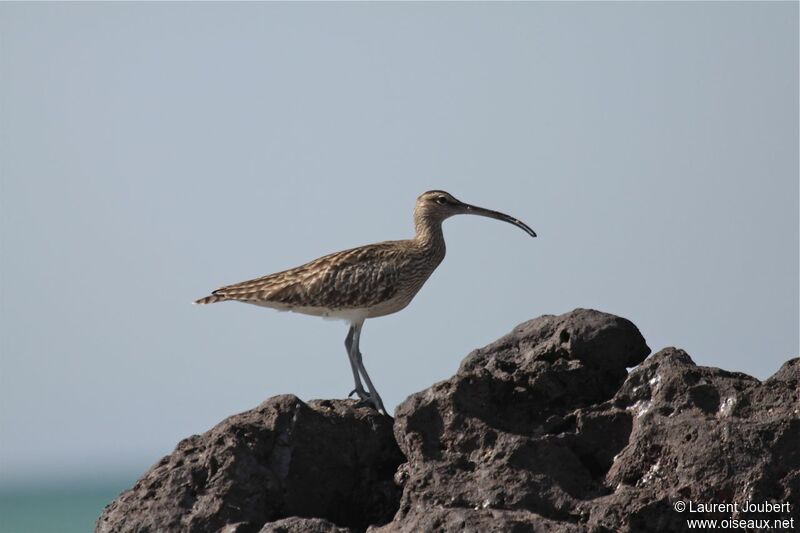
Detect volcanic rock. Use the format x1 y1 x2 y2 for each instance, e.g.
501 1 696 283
97 309 799 533
382 308 651 531
96 396 402 533
583 349 800 531
257 517 354 533
382 309 798 531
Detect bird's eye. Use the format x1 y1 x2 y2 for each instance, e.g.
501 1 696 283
436 197 448 205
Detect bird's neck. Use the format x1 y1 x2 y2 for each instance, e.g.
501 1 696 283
413 212 446 255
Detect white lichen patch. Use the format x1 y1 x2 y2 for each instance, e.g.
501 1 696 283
648 374 662 391
738 482 756 510
638 460 661 486
629 399 652 418
717 395 737 418
472 501 488 511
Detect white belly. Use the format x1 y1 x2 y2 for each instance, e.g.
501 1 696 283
244 299 372 323
243 292 413 322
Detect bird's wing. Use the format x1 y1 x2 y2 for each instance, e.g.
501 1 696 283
210 242 406 309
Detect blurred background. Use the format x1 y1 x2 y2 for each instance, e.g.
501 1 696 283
1 3 797 532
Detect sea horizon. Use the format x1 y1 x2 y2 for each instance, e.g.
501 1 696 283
0 474 139 533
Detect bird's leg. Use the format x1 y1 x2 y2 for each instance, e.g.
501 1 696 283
345 324 369 401
351 322 388 415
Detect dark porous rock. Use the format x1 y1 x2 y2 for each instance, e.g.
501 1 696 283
381 309 799 532
383 309 650 531
372 507 584 533
96 396 403 533
454 308 650 435
257 517 354 532
583 349 800 531
97 309 800 532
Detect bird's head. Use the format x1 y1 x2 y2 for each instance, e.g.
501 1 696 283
415 190 537 237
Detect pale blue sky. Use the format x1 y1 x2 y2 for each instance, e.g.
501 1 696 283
1 2 797 486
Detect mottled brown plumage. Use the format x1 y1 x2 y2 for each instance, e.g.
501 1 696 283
195 240 442 319
194 190 536 414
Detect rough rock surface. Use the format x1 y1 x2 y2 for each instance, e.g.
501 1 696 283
381 309 799 532
381 308 650 532
257 517 354 533
583 349 799 532
98 309 799 532
96 396 402 533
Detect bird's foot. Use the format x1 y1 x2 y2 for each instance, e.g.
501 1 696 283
348 388 370 401
353 398 390 417
347 389 389 416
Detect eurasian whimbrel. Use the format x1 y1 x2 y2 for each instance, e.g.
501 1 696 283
194 190 536 414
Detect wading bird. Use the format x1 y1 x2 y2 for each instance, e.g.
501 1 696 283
194 190 536 414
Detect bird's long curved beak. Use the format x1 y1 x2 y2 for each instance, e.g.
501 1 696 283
461 203 537 238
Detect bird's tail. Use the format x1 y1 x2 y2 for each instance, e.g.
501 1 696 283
193 293 228 305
